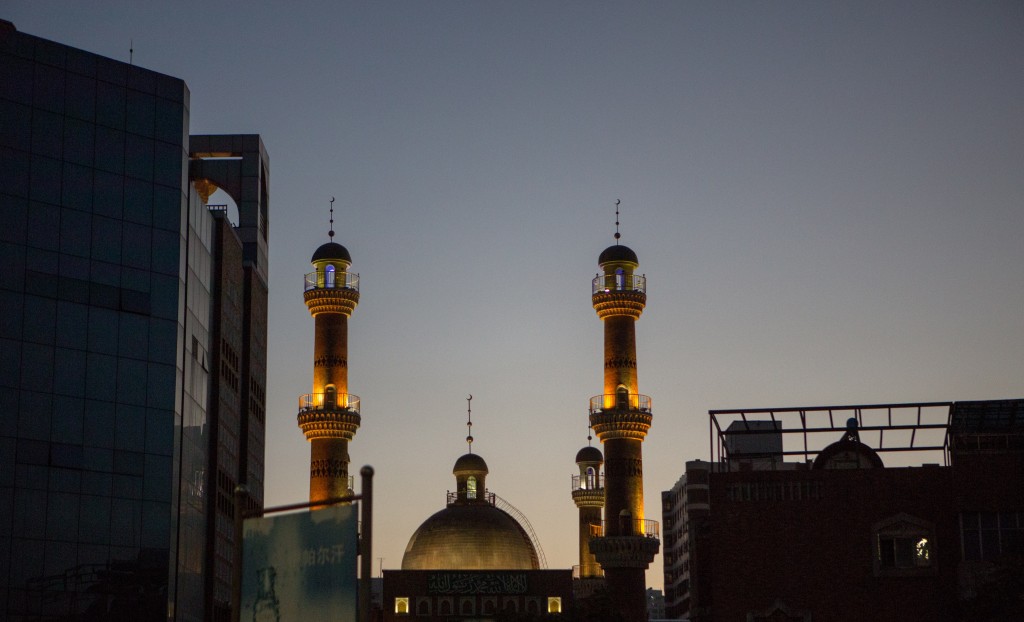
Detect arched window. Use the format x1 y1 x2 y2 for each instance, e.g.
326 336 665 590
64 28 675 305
417 600 430 616
325 385 337 409
586 466 597 489
615 267 624 290
325 264 336 288
461 599 474 615
394 598 409 615
548 597 562 613
467 475 477 500
439 600 452 615
616 385 629 410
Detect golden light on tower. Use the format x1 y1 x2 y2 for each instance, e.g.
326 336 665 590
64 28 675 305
298 199 362 503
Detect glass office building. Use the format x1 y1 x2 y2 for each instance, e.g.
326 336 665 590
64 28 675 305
0 21 269 622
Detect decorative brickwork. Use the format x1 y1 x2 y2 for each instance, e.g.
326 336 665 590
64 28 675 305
304 287 360 316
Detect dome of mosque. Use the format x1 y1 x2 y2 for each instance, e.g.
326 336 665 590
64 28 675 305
453 453 488 475
311 241 351 263
598 244 638 266
575 446 603 464
401 503 540 570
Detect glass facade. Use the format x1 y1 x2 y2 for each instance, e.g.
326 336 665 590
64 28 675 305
0 25 216 622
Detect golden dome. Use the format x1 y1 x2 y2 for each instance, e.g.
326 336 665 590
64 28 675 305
401 503 540 570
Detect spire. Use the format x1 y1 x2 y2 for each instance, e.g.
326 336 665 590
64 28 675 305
328 196 335 241
466 394 474 453
614 199 621 244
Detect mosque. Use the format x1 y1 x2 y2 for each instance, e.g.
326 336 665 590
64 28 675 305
296 209 660 621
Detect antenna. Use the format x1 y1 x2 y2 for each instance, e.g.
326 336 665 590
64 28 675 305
614 199 621 243
328 197 335 240
466 394 474 453
129 39 134 65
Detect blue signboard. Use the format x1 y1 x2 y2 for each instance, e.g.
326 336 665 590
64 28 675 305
241 504 358 621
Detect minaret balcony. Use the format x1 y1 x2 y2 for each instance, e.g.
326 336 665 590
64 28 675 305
589 394 653 440
588 518 660 539
304 270 359 292
592 273 646 295
589 394 651 414
572 473 604 492
299 392 360 413
297 393 361 441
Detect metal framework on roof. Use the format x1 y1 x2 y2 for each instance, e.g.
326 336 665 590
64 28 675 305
708 401 955 468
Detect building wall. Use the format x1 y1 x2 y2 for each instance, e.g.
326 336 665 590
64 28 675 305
0 24 268 622
697 466 965 622
383 569 573 622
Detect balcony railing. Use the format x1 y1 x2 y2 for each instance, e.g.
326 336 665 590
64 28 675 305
298 393 360 414
304 270 359 292
446 490 495 505
572 473 604 491
589 393 652 414
592 273 646 295
589 518 660 539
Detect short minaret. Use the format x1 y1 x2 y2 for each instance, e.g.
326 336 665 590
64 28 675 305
587 204 659 622
571 434 604 579
297 202 361 503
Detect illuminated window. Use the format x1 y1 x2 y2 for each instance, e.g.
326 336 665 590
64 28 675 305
467 475 477 500
394 597 409 615
547 597 562 613
585 467 596 489
325 264 336 287
873 513 935 576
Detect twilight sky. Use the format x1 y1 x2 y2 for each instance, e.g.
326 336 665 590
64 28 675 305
8 1 1022 590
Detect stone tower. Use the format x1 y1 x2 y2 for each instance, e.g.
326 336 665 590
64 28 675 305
572 444 604 579
586 226 660 621
297 230 361 503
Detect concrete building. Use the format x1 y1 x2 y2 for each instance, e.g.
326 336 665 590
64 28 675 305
0 22 268 622
661 399 1024 621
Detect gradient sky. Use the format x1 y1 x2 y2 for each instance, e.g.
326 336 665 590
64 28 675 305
8 1 1023 590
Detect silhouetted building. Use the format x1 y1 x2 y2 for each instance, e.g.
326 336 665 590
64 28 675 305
0 22 268 622
661 399 1024 621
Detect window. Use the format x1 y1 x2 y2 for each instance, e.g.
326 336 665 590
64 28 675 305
416 600 430 616
325 264 335 288
394 597 409 615
467 475 477 500
585 467 596 489
873 513 935 576
548 597 562 613
962 511 1022 561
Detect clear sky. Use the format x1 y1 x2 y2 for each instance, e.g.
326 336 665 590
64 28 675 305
8 1 1022 590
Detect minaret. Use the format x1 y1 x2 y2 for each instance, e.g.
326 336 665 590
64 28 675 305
297 201 361 503
571 433 604 580
587 204 659 621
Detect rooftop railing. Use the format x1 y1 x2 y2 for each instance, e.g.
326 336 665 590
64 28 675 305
298 393 360 414
589 393 652 415
571 473 604 491
446 490 495 505
589 518 660 539
592 273 646 295
304 270 359 292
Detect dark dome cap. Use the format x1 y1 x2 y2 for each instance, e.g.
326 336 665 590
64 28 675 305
598 244 638 266
575 446 603 464
453 453 488 475
312 241 352 263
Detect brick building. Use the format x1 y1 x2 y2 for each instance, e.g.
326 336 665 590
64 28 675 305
662 399 1024 621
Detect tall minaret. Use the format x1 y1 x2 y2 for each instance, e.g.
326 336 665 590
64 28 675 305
587 204 659 621
571 434 604 580
297 202 361 503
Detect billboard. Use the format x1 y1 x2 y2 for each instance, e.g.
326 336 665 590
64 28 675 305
241 503 358 621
